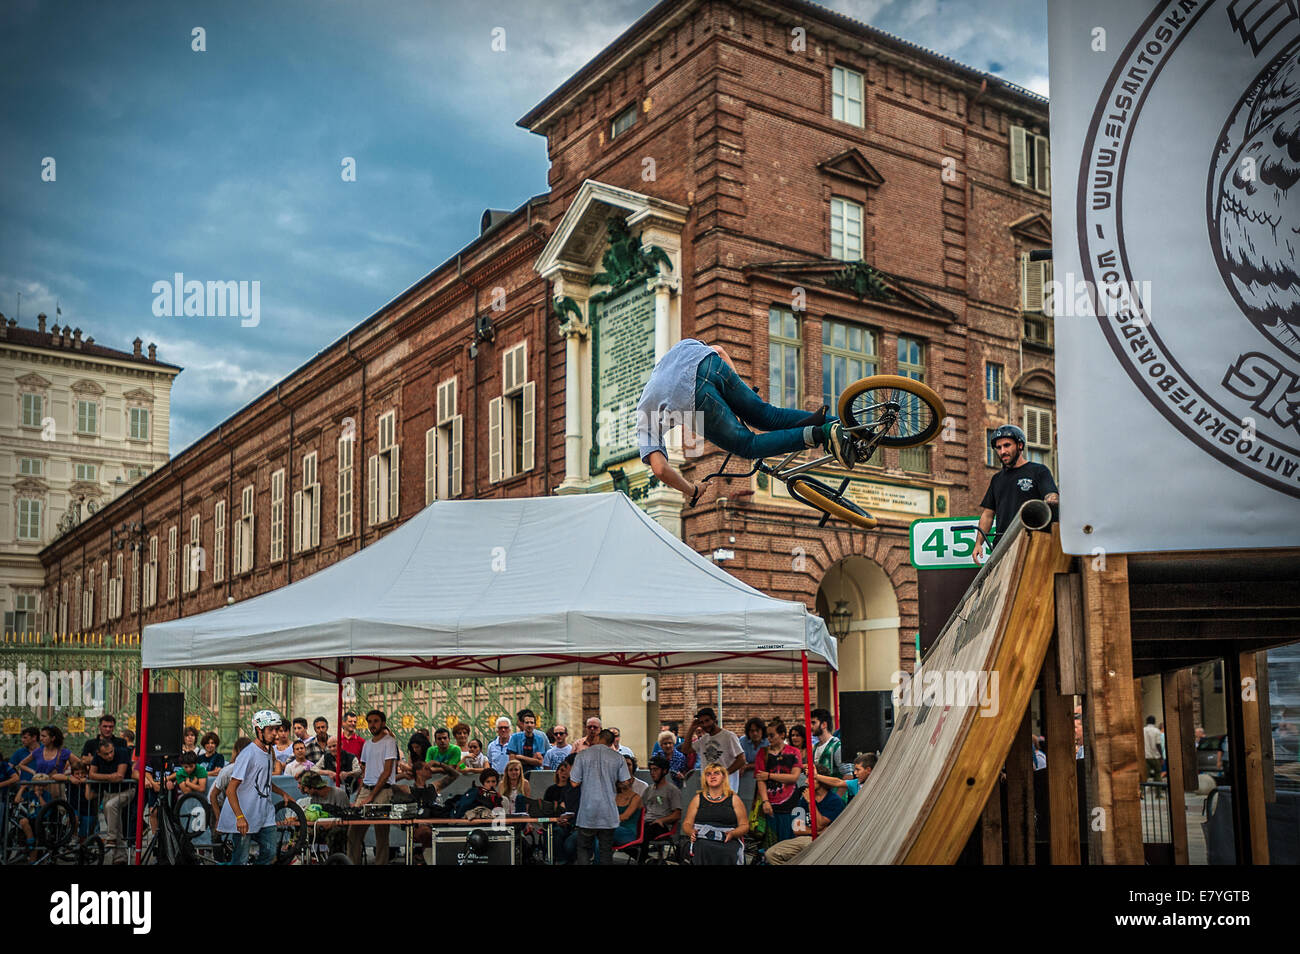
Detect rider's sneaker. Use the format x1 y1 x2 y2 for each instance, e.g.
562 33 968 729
821 422 856 469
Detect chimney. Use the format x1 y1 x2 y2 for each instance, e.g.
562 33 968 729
73 327 83 349
132 337 142 357
147 343 157 361
85 336 93 346
37 313 45 334
0 320 6 340
51 323 61 345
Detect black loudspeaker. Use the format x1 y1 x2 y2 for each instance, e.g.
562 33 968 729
839 690 894 758
134 692 185 757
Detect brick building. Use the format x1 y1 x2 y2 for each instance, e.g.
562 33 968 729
36 0 1054 752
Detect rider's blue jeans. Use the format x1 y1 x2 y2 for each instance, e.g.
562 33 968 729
229 824 278 865
694 353 829 459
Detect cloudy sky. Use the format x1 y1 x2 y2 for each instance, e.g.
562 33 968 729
0 0 1047 454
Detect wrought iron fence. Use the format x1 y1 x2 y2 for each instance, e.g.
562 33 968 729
0 632 290 754
2 632 554 754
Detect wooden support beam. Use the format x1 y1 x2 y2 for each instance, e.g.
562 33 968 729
1238 650 1270 865
1054 572 1085 695
1043 635 1081 863
1128 581 1300 611
1161 669 1191 865
1005 709 1035 864
980 785 1003 865
1256 650 1276 804
1081 554 1144 864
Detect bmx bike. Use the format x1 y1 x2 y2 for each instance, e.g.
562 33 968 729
700 374 945 530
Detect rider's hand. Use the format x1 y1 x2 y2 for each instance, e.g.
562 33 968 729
688 482 703 507
235 816 249 835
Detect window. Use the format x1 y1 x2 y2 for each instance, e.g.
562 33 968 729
126 465 150 481
5 592 37 633
16 499 41 541
611 103 637 139
294 451 320 553
986 430 999 468
768 307 801 411
830 198 864 261
110 553 123 620
167 526 177 600
368 411 400 523
427 379 464 503
130 548 139 615
18 457 42 476
213 500 226 583
1024 406 1054 469
1010 125 1051 195
100 559 107 624
897 336 930 474
270 469 285 562
823 319 881 467
832 66 865 126
985 363 1003 403
74 462 98 482
1021 253 1054 346
129 407 150 441
183 514 202 593
77 400 98 435
338 432 354 538
21 393 43 428
234 485 255 574
490 346 535 484
83 570 93 628
144 535 158 607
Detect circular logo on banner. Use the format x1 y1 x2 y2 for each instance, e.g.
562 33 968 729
1076 1 1300 498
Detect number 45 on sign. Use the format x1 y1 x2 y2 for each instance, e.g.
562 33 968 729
909 517 991 569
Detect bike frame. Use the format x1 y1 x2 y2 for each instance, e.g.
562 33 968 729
702 398 900 486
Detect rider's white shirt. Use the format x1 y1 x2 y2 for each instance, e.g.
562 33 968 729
636 338 714 462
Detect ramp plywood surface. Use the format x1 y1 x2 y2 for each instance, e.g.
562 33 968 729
799 523 1071 864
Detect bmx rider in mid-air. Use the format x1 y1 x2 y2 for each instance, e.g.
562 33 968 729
636 338 854 505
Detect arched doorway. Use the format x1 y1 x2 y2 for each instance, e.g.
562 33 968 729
816 556 901 692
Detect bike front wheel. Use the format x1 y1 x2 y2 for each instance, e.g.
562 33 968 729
787 476 878 530
838 374 945 448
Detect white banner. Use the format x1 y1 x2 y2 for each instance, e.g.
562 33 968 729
1049 0 1300 553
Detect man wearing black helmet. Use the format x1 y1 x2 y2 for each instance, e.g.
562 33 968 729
977 424 1059 555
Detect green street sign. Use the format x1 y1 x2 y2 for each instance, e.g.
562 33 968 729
909 516 991 569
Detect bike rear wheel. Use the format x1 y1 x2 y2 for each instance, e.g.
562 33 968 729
838 374 945 448
34 799 77 850
787 476 878 530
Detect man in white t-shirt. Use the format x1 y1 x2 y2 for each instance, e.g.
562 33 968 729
686 707 746 790
347 709 399 865
217 710 291 865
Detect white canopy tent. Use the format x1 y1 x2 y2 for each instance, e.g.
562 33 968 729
141 492 836 681
132 493 835 861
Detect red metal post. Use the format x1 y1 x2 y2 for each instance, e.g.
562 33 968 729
335 678 344 785
132 668 150 864
832 670 840 729
801 651 818 839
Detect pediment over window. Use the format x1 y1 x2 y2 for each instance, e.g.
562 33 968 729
123 388 154 404
71 379 106 396
1008 212 1052 246
744 258 955 321
14 477 48 495
1013 367 1055 400
816 148 885 188
68 480 102 498
17 372 51 390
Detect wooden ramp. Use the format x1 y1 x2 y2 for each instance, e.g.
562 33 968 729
799 520 1070 864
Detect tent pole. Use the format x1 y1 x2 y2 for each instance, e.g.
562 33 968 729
801 651 818 840
335 675 343 786
133 668 150 864
832 670 840 729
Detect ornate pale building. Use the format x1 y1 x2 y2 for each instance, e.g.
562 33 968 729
0 312 178 632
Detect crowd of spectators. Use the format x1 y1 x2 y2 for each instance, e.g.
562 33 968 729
0 703 876 866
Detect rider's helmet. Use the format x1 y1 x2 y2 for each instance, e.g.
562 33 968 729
251 708 283 733
989 424 1026 451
